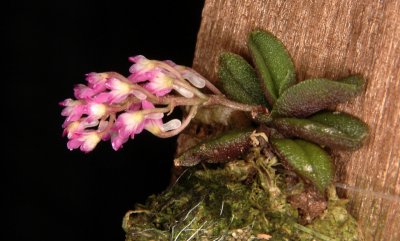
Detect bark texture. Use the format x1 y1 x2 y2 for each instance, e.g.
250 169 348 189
192 1 400 240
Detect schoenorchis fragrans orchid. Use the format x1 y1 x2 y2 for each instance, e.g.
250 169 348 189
61 30 369 194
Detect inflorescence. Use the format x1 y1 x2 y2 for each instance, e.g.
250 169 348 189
60 55 262 152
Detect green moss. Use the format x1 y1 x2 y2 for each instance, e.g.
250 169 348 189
296 186 363 241
123 148 362 241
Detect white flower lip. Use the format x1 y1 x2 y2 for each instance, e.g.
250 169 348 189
182 71 206 88
173 85 194 98
161 119 181 132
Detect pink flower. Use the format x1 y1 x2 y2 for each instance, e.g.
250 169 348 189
63 120 96 138
110 133 127 151
106 78 133 101
144 71 174 96
73 73 110 100
115 112 146 137
84 72 108 95
86 72 108 89
93 78 147 104
128 55 157 82
111 111 145 150
67 131 102 153
144 118 163 135
60 99 85 125
74 84 96 99
63 121 84 138
106 77 146 102
111 100 164 150
92 77 147 103
84 102 108 122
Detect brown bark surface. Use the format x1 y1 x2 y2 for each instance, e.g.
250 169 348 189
192 1 400 240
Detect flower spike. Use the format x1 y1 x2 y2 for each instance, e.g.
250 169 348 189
61 55 264 152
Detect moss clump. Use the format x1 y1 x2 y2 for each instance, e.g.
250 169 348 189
296 186 363 241
123 147 362 240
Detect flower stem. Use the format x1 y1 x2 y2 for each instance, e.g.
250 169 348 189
204 79 222 95
155 105 198 138
205 95 268 114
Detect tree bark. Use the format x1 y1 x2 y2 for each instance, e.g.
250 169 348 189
192 1 400 240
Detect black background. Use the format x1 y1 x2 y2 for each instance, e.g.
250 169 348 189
5 1 204 241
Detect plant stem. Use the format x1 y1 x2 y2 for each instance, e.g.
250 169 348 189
204 79 222 95
155 106 198 138
205 95 268 114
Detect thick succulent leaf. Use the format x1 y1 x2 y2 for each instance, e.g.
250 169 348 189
271 111 369 150
218 52 268 106
248 30 296 105
271 76 365 117
271 138 333 192
174 130 253 166
308 111 369 146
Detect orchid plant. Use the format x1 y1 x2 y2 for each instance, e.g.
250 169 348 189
61 30 368 193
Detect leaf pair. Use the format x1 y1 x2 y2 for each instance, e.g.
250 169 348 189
218 30 297 107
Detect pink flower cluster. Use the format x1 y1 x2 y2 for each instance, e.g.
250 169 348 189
60 55 207 152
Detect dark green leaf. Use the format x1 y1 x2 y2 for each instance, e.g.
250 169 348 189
271 76 365 117
271 111 369 150
308 111 369 145
248 30 296 105
271 138 333 192
174 130 253 166
218 52 268 106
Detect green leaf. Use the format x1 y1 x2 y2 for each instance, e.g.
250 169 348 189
308 111 369 145
271 111 369 150
174 129 253 166
271 138 333 192
218 52 268 106
339 74 365 91
271 76 365 117
248 30 296 105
